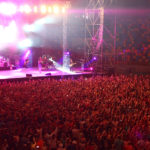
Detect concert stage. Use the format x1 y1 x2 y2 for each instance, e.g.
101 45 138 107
0 68 93 81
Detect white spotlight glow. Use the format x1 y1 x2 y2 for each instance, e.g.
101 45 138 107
23 24 35 32
41 5 47 14
35 16 55 25
18 39 32 49
48 6 52 13
0 2 17 16
62 7 66 14
20 4 32 14
33 6 38 13
53 5 59 14
49 58 74 74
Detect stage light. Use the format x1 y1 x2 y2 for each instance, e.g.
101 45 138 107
33 6 38 13
0 21 18 50
90 67 93 71
48 6 52 13
23 5 32 14
19 5 24 13
0 2 17 16
24 49 31 60
93 57 97 60
53 5 59 14
40 5 47 14
62 7 66 14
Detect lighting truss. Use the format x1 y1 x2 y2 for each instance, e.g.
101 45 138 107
84 0 114 71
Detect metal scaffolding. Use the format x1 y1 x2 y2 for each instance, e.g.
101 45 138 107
63 1 71 69
84 0 115 71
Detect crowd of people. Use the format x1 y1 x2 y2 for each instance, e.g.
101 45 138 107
103 15 150 65
0 75 149 150
116 15 150 65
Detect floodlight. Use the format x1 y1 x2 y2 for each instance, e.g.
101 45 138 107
90 67 93 71
41 5 47 14
62 7 66 14
33 6 38 13
24 49 31 60
0 2 17 16
19 5 32 14
19 5 24 13
53 5 59 14
23 5 32 14
48 6 52 13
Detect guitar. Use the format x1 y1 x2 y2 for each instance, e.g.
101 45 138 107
70 63 76 67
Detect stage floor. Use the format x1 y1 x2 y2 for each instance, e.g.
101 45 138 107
0 68 92 81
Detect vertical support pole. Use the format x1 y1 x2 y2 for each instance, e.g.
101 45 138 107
97 7 104 51
97 7 104 73
63 1 70 69
63 11 68 68
114 15 117 64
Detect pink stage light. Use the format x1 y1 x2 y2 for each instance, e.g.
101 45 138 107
93 57 97 60
24 50 31 60
90 67 93 71
0 2 17 16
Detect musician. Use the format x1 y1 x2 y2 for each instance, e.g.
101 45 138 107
70 59 76 71
24 59 29 68
38 57 43 73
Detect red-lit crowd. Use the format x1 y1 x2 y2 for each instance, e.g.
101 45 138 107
117 16 150 65
103 16 150 65
0 75 150 150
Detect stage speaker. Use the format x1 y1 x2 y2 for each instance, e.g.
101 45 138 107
26 74 32 78
45 73 51 76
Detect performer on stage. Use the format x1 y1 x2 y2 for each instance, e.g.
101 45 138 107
38 57 42 73
24 59 29 68
70 59 76 71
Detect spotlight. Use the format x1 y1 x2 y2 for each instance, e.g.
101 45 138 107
19 5 24 13
93 57 97 60
40 5 47 14
23 5 32 14
53 5 59 14
62 7 66 14
33 6 38 13
24 49 31 60
90 67 93 71
0 2 17 16
48 6 52 13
